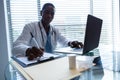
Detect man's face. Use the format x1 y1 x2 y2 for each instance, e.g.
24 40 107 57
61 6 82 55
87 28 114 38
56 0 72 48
41 6 55 25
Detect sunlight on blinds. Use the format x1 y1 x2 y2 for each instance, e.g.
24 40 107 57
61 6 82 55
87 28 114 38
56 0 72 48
9 0 38 41
93 0 113 44
7 0 120 48
41 0 90 42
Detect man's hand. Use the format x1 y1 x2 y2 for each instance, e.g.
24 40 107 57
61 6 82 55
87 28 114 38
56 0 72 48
68 41 84 48
26 47 44 60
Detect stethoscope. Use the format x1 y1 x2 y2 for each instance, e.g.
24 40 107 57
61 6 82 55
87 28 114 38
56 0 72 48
38 21 56 47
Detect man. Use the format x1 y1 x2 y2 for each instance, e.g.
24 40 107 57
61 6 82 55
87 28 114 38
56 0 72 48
12 3 83 60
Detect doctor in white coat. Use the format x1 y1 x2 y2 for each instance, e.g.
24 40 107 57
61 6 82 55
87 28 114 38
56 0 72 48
12 3 83 60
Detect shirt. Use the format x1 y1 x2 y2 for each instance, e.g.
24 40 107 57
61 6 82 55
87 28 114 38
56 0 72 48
12 20 69 56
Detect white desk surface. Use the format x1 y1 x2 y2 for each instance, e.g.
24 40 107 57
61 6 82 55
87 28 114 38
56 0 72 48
10 56 90 80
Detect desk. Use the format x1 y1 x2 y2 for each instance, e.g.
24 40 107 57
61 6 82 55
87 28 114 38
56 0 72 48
10 56 89 80
7 55 120 80
7 45 120 80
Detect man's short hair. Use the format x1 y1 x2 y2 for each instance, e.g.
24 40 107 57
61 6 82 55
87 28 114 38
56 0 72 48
42 3 55 11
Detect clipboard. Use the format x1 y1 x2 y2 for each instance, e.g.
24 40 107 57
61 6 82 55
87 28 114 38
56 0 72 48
11 52 65 67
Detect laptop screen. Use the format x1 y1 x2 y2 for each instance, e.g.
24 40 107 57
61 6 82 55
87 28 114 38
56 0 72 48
83 14 103 54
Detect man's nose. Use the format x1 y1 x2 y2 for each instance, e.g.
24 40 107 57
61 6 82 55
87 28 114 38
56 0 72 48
48 13 53 18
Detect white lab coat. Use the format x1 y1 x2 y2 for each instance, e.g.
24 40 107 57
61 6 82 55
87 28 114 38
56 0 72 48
12 21 69 56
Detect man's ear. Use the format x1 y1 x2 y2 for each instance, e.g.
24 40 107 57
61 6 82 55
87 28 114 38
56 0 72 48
40 11 42 16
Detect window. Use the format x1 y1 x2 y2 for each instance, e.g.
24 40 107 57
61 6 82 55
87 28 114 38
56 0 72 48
7 0 120 49
7 0 39 44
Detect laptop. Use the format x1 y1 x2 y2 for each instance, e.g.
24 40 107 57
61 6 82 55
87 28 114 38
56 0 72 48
54 14 103 55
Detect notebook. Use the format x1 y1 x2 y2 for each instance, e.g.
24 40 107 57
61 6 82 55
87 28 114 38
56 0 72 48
11 52 65 67
55 14 103 55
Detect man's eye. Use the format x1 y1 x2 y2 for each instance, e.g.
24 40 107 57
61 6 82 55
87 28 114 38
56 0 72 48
44 11 54 15
51 12 54 15
44 11 49 14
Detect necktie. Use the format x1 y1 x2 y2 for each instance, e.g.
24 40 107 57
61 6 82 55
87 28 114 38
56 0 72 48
45 34 53 53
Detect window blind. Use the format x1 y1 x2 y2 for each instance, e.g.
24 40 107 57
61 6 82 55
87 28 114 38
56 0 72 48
41 0 90 42
7 0 119 48
40 0 119 45
92 0 113 44
7 0 39 42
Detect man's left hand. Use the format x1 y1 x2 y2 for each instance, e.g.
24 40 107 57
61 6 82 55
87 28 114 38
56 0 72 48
68 41 84 48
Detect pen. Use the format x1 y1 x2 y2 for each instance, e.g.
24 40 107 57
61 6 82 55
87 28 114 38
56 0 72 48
30 32 41 61
30 32 39 48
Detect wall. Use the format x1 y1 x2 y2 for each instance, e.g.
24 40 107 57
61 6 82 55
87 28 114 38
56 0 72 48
0 0 11 80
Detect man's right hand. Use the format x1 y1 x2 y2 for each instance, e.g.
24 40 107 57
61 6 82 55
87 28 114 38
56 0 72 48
26 47 44 60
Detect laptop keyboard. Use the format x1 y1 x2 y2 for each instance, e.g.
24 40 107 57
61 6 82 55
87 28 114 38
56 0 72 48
54 47 83 54
72 48 83 52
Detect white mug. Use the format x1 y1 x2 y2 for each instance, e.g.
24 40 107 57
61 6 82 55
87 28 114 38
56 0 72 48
68 54 76 69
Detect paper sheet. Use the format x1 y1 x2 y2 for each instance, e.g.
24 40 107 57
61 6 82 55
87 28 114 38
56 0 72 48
15 52 61 65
